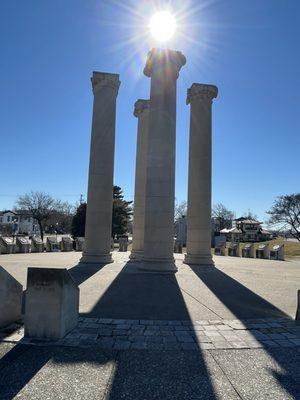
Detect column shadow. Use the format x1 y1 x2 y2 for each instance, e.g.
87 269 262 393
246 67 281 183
0 261 222 400
68 262 107 286
188 263 300 398
81 261 220 399
188 264 288 319
81 261 193 319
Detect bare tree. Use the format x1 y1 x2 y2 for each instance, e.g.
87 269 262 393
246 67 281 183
212 203 234 230
174 200 187 221
16 191 58 239
267 193 300 241
242 209 258 220
47 201 75 234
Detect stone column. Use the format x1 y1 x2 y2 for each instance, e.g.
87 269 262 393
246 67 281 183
141 48 186 271
130 99 150 261
184 84 218 266
80 72 120 264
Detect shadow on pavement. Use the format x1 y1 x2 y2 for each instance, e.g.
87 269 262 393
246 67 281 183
188 263 300 398
189 264 288 319
81 261 194 319
69 262 107 286
0 261 221 400
2 259 299 399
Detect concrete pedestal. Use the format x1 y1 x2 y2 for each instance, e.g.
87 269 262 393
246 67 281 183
46 237 60 252
80 72 120 265
31 237 44 253
141 48 186 272
75 237 85 252
118 237 128 252
16 237 30 253
0 266 23 328
60 237 74 252
25 268 79 339
0 237 15 254
184 84 218 267
130 99 150 261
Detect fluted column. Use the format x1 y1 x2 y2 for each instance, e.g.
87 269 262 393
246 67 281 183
80 71 120 264
130 99 150 261
141 48 186 271
184 83 218 266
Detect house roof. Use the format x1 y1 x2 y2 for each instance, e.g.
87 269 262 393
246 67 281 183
220 227 242 234
15 210 32 216
0 210 18 216
235 218 262 224
0 209 33 217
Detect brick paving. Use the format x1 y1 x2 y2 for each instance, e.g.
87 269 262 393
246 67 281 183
2 317 300 351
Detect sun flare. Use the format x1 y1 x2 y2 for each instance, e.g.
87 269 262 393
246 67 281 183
149 11 176 42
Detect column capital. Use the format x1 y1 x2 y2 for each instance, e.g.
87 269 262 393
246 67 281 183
186 83 218 105
134 99 150 117
91 71 121 94
144 48 186 79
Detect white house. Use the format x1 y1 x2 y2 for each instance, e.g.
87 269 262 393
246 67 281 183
220 217 271 242
0 210 40 235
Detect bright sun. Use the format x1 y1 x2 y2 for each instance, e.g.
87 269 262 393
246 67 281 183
150 11 176 42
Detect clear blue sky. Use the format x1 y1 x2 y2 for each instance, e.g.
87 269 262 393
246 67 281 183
0 0 299 222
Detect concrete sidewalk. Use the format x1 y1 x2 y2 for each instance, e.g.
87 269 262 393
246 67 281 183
1 251 299 320
1 342 300 399
1 252 300 399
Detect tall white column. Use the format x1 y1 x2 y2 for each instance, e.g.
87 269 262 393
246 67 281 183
80 72 120 264
141 48 186 271
130 99 150 261
184 83 218 266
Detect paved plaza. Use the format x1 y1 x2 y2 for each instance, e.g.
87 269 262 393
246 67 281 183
1 252 300 399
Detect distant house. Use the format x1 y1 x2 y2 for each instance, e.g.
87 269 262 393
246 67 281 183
220 217 271 242
0 210 40 236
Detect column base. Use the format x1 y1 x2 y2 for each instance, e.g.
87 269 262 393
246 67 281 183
183 254 214 267
138 257 177 273
129 250 143 262
79 252 113 265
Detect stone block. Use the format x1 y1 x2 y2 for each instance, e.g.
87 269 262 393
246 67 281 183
60 236 74 252
228 242 240 257
16 237 31 253
31 237 44 253
256 244 270 259
46 237 60 252
174 240 183 253
214 242 226 256
270 244 285 261
0 266 23 327
25 267 79 339
75 237 85 251
118 237 128 252
0 237 15 254
242 243 254 258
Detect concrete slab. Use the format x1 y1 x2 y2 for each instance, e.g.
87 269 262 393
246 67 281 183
0 252 299 321
0 344 115 400
1 342 300 399
1 253 300 399
108 349 239 400
211 348 300 399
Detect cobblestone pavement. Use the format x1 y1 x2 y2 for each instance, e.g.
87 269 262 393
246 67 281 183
2 317 300 351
